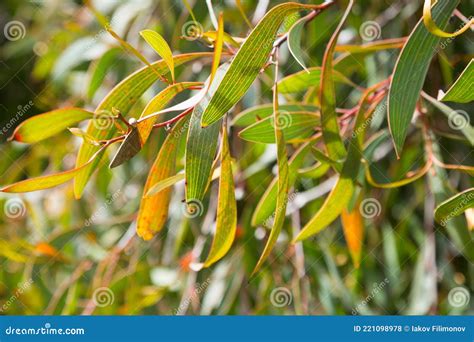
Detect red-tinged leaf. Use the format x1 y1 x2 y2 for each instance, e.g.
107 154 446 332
341 204 364 268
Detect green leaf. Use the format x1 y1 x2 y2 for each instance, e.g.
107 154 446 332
200 2 331 127
388 0 460 157
278 67 353 94
88 47 121 100
10 108 93 143
435 188 474 226
232 103 318 127
288 15 310 72
145 173 185 197
140 29 175 82
110 82 202 168
238 112 319 143
203 126 237 267
137 118 188 240
251 142 311 226
74 52 210 199
185 64 229 202
319 0 354 161
439 59 474 104
423 93 474 145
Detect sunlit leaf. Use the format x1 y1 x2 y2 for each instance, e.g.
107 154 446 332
238 112 319 143
439 59 474 104
423 0 473 38
232 103 318 127
145 173 185 197
334 37 406 54
200 2 332 127
74 52 210 199
319 0 354 161
203 125 237 267
288 15 310 72
140 29 175 82
388 0 459 157
137 118 189 240
10 108 93 143
434 188 474 226
341 203 364 268
278 67 353 94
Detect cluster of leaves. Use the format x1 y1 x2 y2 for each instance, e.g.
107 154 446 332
0 0 472 315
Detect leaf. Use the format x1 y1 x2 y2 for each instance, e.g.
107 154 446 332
423 93 474 145
294 82 383 242
238 112 319 143
251 142 311 226
388 0 460 157
88 48 121 100
341 203 364 268
434 188 474 226
439 59 474 103
110 82 201 168
423 0 473 38
145 173 185 197
288 15 310 72
68 128 100 146
232 103 318 127
137 118 189 240
140 30 175 82
200 2 332 127
251 79 289 275
334 37 406 54
1 146 103 193
319 0 354 161
278 67 354 94
203 126 237 267
185 64 229 202
10 108 93 143
74 52 210 199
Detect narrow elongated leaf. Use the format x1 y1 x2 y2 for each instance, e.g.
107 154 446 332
200 2 332 127
364 159 432 189
140 30 175 82
251 142 311 226
137 118 189 241
203 126 237 267
74 52 210 199
388 0 460 157
335 37 406 54
185 64 229 202
278 67 353 94
88 48 121 100
145 173 185 197
435 188 474 226
110 82 201 168
423 93 474 145
288 15 310 72
232 104 318 126
238 112 319 143
10 108 93 143
251 83 289 275
439 59 474 103
423 0 473 38
294 83 382 242
319 0 353 161
341 204 364 268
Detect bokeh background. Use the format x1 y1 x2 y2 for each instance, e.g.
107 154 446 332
0 0 473 315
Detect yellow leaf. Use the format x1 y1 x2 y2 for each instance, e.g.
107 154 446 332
341 205 364 268
423 0 473 38
140 29 175 82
